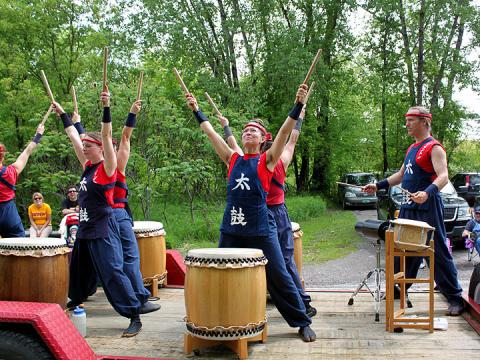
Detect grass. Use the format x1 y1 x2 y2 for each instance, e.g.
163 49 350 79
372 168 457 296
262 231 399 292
129 194 362 262
301 209 363 263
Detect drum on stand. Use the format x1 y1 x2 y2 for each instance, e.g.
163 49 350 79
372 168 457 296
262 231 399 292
0 238 70 308
390 218 435 251
291 221 304 288
133 221 167 291
184 248 268 340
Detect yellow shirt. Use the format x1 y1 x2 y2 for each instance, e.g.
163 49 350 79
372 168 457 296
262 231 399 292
28 203 52 226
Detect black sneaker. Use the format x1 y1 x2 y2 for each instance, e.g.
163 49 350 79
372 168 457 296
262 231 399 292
139 301 161 315
306 305 317 318
66 301 84 311
393 285 413 308
122 317 142 338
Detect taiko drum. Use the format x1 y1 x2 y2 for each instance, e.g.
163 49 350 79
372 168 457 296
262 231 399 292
133 221 167 286
184 248 268 340
0 238 70 308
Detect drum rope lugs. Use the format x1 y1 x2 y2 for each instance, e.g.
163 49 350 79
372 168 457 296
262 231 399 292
184 255 268 268
185 317 267 338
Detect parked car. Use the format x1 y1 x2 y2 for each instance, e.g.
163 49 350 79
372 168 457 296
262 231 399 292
338 173 378 210
451 172 480 206
376 181 471 244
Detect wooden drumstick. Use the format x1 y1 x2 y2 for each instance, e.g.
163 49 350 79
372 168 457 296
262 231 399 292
303 49 322 84
304 81 315 105
40 105 54 127
136 71 144 101
40 70 55 102
204 92 222 117
173 68 189 94
103 46 109 91
71 85 78 114
336 182 364 189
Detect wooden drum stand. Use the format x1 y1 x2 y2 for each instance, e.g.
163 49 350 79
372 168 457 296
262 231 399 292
385 229 435 332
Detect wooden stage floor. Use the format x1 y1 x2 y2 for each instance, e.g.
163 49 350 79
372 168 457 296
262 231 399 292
85 288 479 359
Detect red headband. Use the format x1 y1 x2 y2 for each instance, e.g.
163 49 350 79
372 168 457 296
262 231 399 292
82 138 102 146
243 122 267 136
404 113 432 120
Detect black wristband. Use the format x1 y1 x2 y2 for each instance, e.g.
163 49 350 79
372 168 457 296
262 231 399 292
223 125 233 138
194 110 209 125
60 113 73 128
289 102 304 120
102 107 112 123
32 133 42 144
125 113 136 128
294 117 304 131
376 179 389 190
73 122 86 135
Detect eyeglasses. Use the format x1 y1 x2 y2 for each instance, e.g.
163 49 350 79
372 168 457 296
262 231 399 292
68 190 77 193
34 197 42 200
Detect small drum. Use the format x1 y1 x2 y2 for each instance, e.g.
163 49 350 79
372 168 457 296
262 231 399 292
291 222 304 280
133 221 167 286
390 218 435 250
0 238 70 308
184 248 268 340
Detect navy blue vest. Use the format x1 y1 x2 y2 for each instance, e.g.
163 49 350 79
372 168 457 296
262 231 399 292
77 161 115 239
220 154 269 237
401 137 439 211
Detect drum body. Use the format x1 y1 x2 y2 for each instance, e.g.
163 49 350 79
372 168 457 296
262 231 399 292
184 248 267 340
391 218 435 250
133 221 167 286
291 221 303 278
0 238 70 308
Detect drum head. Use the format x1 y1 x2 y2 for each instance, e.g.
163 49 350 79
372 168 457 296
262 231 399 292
391 218 435 230
187 248 264 259
133 221 165 235
291 222 300 232
0 238 67 249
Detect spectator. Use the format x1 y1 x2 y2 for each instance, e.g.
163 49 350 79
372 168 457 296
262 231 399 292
28 192 52 238
462 205 480 256
61 186 79 216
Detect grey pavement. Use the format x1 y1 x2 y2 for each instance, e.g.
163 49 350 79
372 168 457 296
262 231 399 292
303 209 477 291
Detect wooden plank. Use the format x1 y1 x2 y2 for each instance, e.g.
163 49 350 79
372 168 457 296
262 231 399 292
84 289 480 359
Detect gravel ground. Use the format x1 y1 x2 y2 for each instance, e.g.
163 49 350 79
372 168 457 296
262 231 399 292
303 208 477 291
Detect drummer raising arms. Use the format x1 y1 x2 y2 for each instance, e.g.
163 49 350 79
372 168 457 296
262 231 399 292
184 84 316 342
217 107 316 318
0 120 46 238
363 105 464 316
52 91 157 337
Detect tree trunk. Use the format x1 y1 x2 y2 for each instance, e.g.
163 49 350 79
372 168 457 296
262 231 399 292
231 0 255 76
416 0 426 105
310 2 342 192
398 0 415 106
381 14 390 173
217 0 239 89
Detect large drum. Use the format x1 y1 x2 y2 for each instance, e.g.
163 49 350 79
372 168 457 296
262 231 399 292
0 238 70 308
291 222 304 281
133 221 167 286
184 248 268 340
391 218 435 251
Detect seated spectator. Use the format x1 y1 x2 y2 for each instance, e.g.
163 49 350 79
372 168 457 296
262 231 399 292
28 192 52 238
61 186 79 216
462 205 480 255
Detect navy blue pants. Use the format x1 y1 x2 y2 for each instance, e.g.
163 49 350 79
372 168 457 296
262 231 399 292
0 200 25 237
113 207 150 304
220 228 311 328
68 237 98 303
268 204 311 307
83 215 141 318
396 200 463 306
